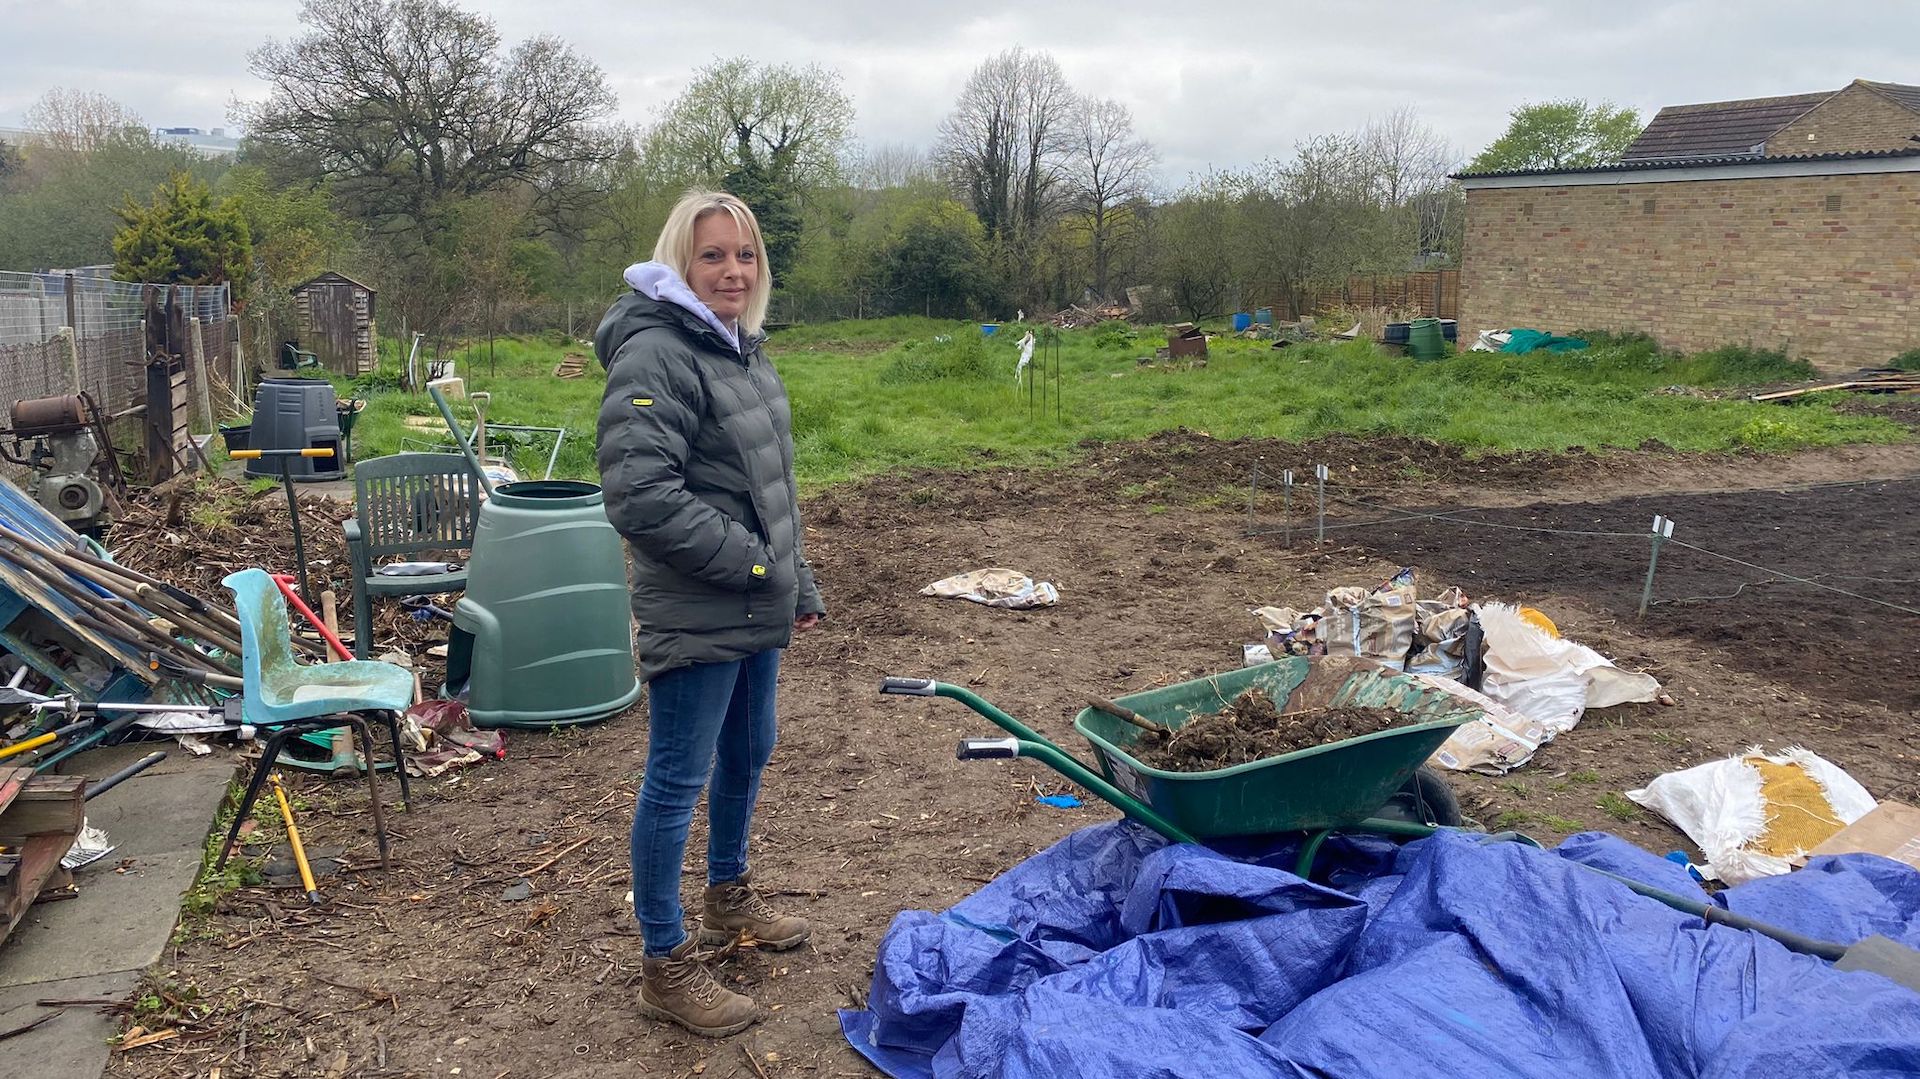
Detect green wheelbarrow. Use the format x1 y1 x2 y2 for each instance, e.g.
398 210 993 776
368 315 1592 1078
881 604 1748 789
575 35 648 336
883 656 1920 992
881 656 1477 865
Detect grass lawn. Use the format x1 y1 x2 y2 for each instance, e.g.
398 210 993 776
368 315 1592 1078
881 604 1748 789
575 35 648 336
322 321 1904 490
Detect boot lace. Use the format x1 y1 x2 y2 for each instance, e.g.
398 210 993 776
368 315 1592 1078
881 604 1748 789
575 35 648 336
723 881 779 923
662 952 723 1007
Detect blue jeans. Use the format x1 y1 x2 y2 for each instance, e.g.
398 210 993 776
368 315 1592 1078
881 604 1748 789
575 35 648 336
631 649 780 957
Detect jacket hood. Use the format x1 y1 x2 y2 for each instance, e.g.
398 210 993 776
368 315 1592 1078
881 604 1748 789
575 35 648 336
595 261 757 371
627 261 740 350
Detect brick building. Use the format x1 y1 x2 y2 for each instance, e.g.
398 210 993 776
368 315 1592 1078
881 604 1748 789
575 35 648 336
1458 80 1920 371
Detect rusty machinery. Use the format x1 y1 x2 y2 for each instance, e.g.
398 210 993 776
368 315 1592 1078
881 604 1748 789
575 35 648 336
0 394 128 537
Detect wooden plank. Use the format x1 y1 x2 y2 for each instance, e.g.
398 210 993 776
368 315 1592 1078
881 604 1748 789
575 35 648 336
1753 378 1920 402
0 833 74 943
0 768 28 816
0 774 84 840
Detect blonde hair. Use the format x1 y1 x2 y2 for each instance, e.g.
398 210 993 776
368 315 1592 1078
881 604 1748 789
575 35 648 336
651 189 773 336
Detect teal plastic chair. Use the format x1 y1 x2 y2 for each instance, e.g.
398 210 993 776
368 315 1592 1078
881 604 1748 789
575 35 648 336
344 453 480 659
215 568 414 870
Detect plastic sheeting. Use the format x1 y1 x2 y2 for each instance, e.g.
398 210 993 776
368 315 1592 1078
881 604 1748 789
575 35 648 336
841 823 1920 1078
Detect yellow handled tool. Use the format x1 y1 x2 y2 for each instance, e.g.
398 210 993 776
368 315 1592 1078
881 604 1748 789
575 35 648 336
0 719 90 762
230 447 335 459
269 772 322 904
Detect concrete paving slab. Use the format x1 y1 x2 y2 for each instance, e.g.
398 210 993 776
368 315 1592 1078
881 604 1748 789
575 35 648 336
0 742 231 1078
0 972 132 1079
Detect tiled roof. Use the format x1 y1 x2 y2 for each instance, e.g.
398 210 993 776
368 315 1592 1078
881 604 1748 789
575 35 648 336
1621 92 1833 160
1859 80 1920 113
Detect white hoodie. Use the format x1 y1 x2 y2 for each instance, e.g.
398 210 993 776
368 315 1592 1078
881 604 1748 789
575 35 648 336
622 261 741 354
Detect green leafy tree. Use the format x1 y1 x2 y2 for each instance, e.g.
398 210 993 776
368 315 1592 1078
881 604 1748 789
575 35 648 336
112 172 252 290
648 58 855 280
1150 178 1236 320
882 199 996 318
722 156 803 281
0 131 219 270
243 0 615 331
1468 100 1642 173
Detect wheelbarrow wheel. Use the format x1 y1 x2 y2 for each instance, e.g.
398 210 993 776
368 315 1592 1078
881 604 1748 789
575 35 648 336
1372 766 1462 828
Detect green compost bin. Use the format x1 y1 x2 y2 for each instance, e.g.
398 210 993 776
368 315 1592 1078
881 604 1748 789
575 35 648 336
1407 317 1447 360
447 480 641 728
1073 658 1474 838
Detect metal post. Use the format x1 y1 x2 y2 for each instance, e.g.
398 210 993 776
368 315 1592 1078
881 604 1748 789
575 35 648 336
1246 457 1261 532
1638 514 1675 618
279 455 314 602
1282 470 1294 547
1315 464 1329 546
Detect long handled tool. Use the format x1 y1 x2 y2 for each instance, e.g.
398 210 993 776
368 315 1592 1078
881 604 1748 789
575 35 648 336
428 386 496 497
229 446 335 600
269 771 322 905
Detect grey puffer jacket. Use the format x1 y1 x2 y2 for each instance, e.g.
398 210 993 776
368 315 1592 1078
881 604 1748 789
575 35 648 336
594 283 823 682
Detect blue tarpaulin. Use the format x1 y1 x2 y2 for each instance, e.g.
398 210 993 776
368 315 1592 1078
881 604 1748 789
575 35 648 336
841 824 1920 1078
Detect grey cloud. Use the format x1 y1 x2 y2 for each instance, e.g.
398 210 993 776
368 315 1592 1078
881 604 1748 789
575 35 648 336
1 0 1913 186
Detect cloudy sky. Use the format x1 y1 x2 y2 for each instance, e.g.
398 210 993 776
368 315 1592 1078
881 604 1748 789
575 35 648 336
1 0 1913 184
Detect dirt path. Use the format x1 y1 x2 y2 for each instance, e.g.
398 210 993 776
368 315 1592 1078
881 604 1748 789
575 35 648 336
105 438 1919 1079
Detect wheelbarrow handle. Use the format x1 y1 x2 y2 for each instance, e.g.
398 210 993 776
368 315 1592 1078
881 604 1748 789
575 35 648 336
879 677 937 696
956 737 1020 760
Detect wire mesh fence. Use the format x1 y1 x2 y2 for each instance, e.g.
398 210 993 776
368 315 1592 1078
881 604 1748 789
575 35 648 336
0 270 231 419
1 269 233 486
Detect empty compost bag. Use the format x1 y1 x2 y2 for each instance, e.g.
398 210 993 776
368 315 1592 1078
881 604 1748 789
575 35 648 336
1411 672 1548 775
1478 602 1657 736
1628 747 1877 883
1321 583 1416 661
921 569 1059 609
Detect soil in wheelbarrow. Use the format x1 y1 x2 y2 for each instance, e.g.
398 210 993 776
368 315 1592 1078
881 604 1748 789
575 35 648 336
1134 689 1409 772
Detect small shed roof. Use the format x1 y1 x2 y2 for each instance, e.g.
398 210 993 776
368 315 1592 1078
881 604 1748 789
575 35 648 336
289 271 377 295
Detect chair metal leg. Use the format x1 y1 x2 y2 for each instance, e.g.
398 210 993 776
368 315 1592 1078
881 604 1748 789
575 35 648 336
343 715 392 871
216 727 302 870
379 709 413 808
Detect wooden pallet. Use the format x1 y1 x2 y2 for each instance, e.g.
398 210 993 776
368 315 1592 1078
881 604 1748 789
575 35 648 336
552 354 588 379
0 766 85 946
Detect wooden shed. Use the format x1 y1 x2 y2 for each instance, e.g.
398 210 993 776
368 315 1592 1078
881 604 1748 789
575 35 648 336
290 272 377 375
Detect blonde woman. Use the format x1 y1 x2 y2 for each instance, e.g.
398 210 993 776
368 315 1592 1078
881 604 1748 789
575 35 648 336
594 190 824 1037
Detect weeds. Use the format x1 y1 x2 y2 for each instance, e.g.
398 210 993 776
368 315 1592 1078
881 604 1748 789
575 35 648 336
1598 793 1641 822
329 323 1904 490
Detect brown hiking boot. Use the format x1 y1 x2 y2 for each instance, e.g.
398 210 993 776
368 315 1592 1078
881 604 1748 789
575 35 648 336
700 870 812 950
638 938 758 1038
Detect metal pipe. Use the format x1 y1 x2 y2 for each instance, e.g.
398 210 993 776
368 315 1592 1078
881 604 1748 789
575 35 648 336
8 534 247 658
86 751 166 799
1010 738 1197 844
429 386 496 497
0 719 92 762
270 574 351 661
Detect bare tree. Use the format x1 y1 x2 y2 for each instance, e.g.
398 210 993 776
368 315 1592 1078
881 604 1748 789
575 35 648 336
853 142 934 189
25 88 145 154
243 0 616 232
1364 106 1462 260
1363 106 1452 207
934 47 1077 247
242 0 615 330
1068 98 1156 301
